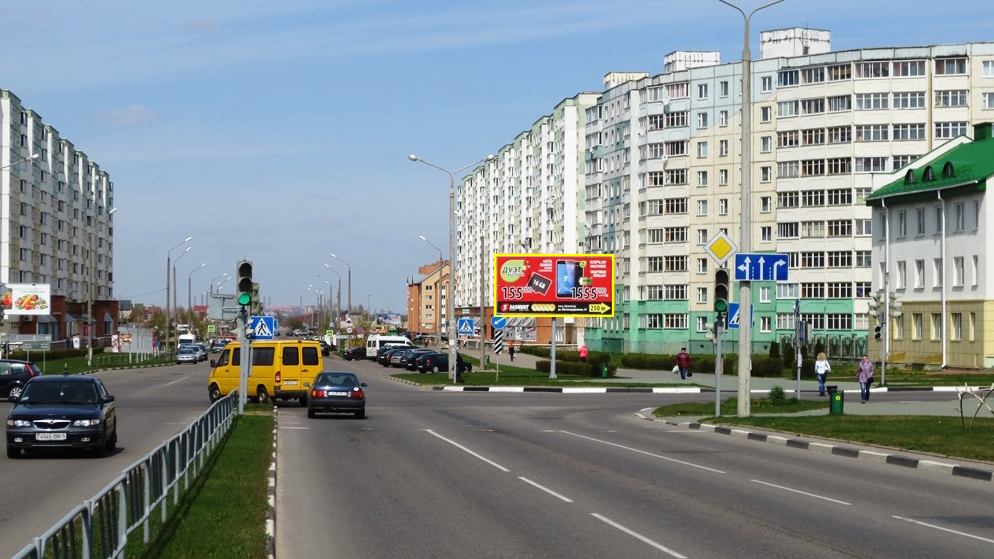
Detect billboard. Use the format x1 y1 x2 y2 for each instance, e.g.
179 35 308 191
376 313 402 326
493 254 614 317
1 283 52 316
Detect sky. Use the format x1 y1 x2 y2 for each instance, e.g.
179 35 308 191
2 0 992 314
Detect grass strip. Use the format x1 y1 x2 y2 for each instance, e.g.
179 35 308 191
130 408 274 559
654 396 827 417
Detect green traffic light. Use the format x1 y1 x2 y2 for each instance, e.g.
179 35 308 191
238 292 251 306
714 299 728 313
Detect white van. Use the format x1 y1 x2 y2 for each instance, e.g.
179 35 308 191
365 334 413 359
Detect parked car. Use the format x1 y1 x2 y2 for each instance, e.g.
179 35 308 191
398 348 435 369
318 339 330 356
193 343 209 361
307 372 366 419
177 346 199 364
0 359 42 399
418 352 472 375
377 347 406 367
412 351 441 371
343 347 366 361
6 375 118 458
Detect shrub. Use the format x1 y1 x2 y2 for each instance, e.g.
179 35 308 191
751 356 786 378
769 341 780 358
536 358 616 377
769 385 786 401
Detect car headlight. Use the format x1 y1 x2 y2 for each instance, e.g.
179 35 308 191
7 419 33 427
72 419 101 427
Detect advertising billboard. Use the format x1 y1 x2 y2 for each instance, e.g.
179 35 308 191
493 254 614 317
1 283 52 316
376 313 403 326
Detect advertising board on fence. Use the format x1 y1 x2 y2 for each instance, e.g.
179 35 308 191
493 254 614 318
1 283 52 316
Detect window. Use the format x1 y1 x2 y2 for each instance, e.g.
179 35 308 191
935 121 968 139
827 220 852 237
777 283 800 299
856 124 889 141
855 157 888 172
665 169 687 185
697 141 709 157
778 222 799 239
801 252 824 268
827 251 852 267
719 140 729 157
777 101 798 117
801 221 824 238
665 314 688 329
697 228 709 244
761 166 771 182
760 316 772 333
893 91 926 109
855 93 889 110
761 136 772 152
666 82 689 99
697 112 709 129
915 259 925 288
893 155 920 170
778 70 799 87
648 114 665 130
697 200 708 215
647 171 665 187
893 123 926 140
935 90 968 107
697 171 708 186
827 64 851 81
984 61 994 77
697 83 709 100
931 313 942 341
778 131 799 147
761 196 771 212
697 258 708 274
802 128 825 145
665 198 688 214
951 313 962 341
985 92 994 110
777 191 799 208
801 159 825 176
718 199 728 215
646 285 664 300
719 81 729 97
827 126 852 143
665 111 688 127
697 316 709 332
827 158 851 175
827 95 851 112
760 106 772 122
642 314 663 329
801 98 825 114
665 141 688 156
801 190 825 207
933 258 943 287
912 313 923 340
953 256 964 286
954 202 965 231
664 227 687 243
665 256 688 271
855 250 871 267
801 283 825 298
855 62 890 78
761 76 773 92
719 169 728 185
935 57 967 75
760 226 771 242
647 257 664 272
897 210 907 237
719 110 728 126
893 60 926 77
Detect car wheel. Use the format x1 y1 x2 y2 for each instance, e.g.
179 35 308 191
209 384 222 403
307 408 316 419
7 446 19 459
8 385 23 399
432 365 440 374
466 364 472 373
354 409 365 419
256 387 271 404
104 429 117 453
298 396 307 406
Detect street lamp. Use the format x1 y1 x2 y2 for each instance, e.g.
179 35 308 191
323 264 343 328
419 235 445 345
188 262 207 315
714 0 789 418
409 153 495 382
308 285 323 330
166 237 192 356
329 253 352 318
209 272 229 294
317 274 336 332
0 152 40 171
87 206 117 367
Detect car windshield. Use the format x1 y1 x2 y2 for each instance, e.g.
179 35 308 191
22 382 98 405
315 374 357 387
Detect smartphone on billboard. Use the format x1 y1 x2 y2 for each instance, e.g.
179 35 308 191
556 260 580 298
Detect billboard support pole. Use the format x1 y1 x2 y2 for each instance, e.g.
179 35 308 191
549 317 557 379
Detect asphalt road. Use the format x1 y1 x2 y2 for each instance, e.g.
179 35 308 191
0 361 213 558
278 358 994 559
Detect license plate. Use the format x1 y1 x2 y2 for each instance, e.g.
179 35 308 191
283 380 298 386
36 432 67 441
326 391 348 397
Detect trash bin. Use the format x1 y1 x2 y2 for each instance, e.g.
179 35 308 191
601 363 609 378
827 386 843 415
483 356 490 368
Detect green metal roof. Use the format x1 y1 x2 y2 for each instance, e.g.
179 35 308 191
866 136 994 205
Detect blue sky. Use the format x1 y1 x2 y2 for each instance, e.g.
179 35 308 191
2 0 992 313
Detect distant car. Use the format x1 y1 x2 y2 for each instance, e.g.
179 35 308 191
6 375 118 458
318 339 330 356
343 347 365 361
418 352 472 375
307 372 366 419
177 346 199 364
193 343 208 361
0 359 42 399
377 347 406 367
399 348 435 369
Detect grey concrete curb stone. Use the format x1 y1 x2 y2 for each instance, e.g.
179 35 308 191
267 408 278 559
662 418 994 483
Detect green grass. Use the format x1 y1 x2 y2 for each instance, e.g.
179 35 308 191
25 351 175 376
393 361 674 388
654 396 828 417
128 407 274 559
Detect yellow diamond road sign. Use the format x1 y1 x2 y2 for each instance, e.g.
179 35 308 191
705 231 738 266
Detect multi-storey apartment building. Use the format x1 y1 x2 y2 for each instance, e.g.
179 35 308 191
1 90 116 343
406 260 450 342
444 28 994 358
582 29 994 357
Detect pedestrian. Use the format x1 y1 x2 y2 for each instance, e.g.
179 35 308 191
857 354 874 403
578 344 588 362
508 342 515 362
676 347 691 380
815 351 831 396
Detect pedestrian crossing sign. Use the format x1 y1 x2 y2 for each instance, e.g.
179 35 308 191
249 316 277 340
457 317 474 335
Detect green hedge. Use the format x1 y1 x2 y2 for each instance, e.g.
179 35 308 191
536 355 616 378
7 347 95 362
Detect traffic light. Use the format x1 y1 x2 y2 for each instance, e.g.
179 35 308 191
713 268 729 314
874 324 882 340
237 260 253 306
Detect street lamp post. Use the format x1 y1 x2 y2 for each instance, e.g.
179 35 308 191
188 263 207 316
87 207 117 367
165 237 192 356
0 152 40 172
409 153 494 382
715 0 789 417
329 253 352 319
317 275 335 331
209 273 229 294
324 264 342 331
173 247 191 328
419 235 445 346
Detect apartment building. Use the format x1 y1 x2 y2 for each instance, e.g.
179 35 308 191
867 123 994 369
0 90 117 342
406 260 450 342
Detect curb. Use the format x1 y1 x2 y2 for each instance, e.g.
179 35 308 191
267 408 278 559
652 417 994 483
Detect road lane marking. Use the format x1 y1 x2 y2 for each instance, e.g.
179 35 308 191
560 431 726 474
591 513 687 558
893 516 994 544
163 376 189 387
518 477 573 503
423 429 510 472
750 480 851 505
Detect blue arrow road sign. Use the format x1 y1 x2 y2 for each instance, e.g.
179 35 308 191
249 316 277 340
490 316 507 330
457 317 475 336
733 253 789 282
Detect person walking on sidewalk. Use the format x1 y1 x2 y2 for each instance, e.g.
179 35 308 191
676 348 692 380
508 342 515 362
857 354 874 403
815 352 831 396
578 344 588 362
